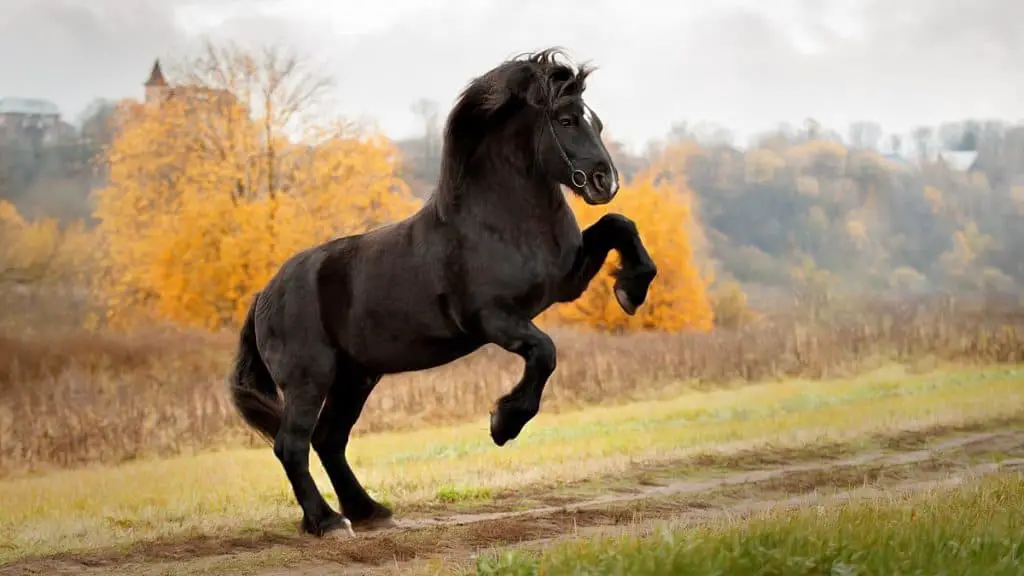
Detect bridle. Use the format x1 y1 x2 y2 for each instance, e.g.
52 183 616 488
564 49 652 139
546 110 589 190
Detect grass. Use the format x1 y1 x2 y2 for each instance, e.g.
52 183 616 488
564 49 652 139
2 294 1023 477
437 484 494 504
1 364 1021 564
475 471 1024 576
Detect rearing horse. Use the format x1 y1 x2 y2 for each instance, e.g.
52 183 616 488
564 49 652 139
230 48 658 538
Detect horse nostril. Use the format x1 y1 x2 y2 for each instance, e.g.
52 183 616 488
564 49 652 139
593 162 612 193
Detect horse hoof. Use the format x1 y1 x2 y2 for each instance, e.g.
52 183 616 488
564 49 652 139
352 515 399 532
490 403 535 446
615 287 638 315
323 517 355 539
299 514 354 539
489 410 511 446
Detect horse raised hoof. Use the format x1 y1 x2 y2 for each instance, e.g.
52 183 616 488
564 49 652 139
300 512 355 539
489 401 537 446
614 287 638 315
613 265 656 315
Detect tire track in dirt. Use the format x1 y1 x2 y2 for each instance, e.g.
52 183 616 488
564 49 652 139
316 461 1023 576
4 430 1022 576
397 431 1015 530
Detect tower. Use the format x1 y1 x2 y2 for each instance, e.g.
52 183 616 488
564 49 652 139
144 59 168 107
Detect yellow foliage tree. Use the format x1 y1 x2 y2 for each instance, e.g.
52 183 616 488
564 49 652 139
0 200 92 285
540 164 714 333
784 139 849 166
923 185 945 215
645 142 716 280
91 42 419 331
745 148 786 184
710 279 758 329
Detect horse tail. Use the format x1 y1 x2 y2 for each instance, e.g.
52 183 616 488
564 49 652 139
230 291 282 443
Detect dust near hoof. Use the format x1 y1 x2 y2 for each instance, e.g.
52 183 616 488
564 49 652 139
351 515 400 532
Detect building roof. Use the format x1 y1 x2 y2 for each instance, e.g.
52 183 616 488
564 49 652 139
0 97 60 116
145 59 167 87
937 150 979 172
166 85 239 107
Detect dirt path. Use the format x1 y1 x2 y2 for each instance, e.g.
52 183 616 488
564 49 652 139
3 430 1022 576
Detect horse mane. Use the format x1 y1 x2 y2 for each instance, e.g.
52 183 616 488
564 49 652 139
435 47 594 211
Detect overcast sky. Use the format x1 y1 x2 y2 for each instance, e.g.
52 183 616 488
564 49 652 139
1 0 1021 152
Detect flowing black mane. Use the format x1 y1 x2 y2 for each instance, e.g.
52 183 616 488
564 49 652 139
437 48 594 198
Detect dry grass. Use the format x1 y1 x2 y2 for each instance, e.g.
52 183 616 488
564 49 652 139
1 294 1022 477
1 365 1021 563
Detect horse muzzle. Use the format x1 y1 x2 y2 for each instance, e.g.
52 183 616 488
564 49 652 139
581 164 618 205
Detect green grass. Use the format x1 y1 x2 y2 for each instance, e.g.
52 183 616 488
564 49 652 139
1 365 1022 563
437 484 494 504
475 472 1024 576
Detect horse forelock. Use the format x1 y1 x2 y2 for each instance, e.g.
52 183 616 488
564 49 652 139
452 48 593 122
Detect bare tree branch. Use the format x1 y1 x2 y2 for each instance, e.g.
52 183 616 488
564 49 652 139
160 38 337 201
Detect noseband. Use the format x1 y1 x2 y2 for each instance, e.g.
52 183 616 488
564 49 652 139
546 114 588 190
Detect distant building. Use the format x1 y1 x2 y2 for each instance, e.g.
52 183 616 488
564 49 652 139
0 97 69 147
880 149 981 174
143 59 169 107
935 150 979 172
142 59 241 112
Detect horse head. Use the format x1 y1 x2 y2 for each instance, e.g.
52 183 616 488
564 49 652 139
441 47 619 205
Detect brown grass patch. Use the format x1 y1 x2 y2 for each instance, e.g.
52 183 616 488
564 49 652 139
1 294 1022 476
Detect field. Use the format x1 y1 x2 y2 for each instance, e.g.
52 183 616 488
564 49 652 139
5 25 1024 575
2 363 1023 574
1 297 1023 575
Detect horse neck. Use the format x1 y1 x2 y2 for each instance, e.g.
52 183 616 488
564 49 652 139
437 128 569 227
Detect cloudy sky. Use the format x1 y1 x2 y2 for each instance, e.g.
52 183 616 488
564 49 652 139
1 0 1021 151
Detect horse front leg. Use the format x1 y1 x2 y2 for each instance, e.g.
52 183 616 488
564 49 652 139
558 213 657 314
477 309 556 446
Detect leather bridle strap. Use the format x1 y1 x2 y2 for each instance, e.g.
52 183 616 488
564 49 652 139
546 115 588 189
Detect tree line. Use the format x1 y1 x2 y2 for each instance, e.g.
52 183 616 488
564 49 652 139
3 39 1021 334
1 41 707 334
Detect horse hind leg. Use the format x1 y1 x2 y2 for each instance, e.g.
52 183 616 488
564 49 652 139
271 360 353 538
312 370 396 531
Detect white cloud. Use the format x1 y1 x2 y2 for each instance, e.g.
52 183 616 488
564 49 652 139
2 0 1020 150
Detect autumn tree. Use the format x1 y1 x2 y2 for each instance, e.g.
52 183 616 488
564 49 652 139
0 200 91 286
541 145 714 333
91 41 418 331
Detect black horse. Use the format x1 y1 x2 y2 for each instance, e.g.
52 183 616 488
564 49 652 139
230 48 657 538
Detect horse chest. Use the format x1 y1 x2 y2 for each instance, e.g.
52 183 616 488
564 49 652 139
459 201 582 314
489 232 579 312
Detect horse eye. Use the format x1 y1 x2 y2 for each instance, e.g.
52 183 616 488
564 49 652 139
558 116 574 127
